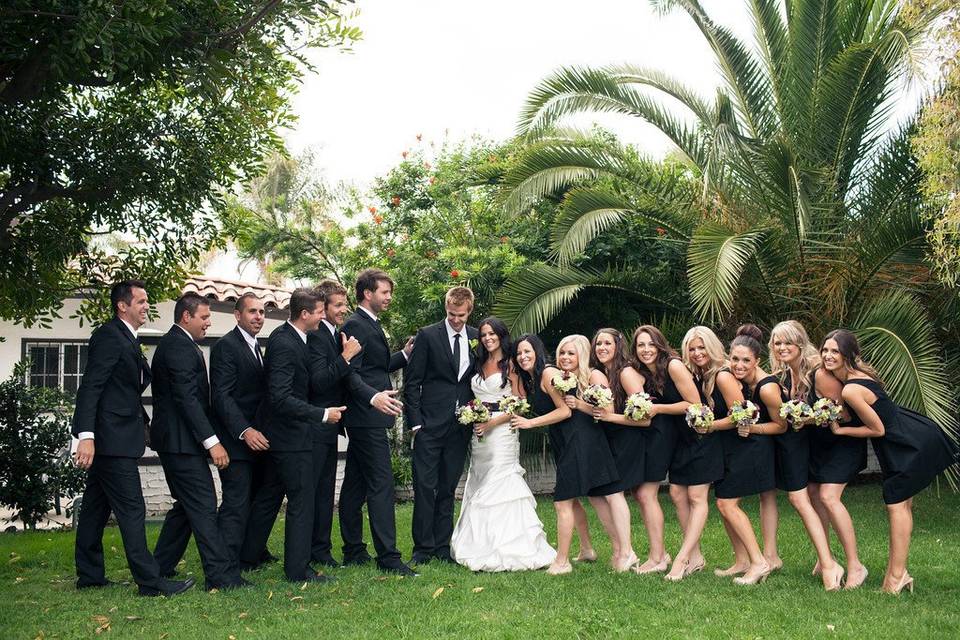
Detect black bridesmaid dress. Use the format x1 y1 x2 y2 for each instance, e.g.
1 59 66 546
668 372 724 486
773 371 811 492
532 367 619 502
713 375 776 499
807 377 867 485
643 366 683 483
589 380 646 495
845 379 958 504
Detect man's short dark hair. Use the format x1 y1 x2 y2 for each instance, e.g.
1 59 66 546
289 287 321 321
354 268 394 303
110 280 146 315
316 279 348 305
174 292 209 324
234 292 261 312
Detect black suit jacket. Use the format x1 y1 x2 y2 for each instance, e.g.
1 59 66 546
403 321 479 431
149 325 216 455
341 309 407 429
71 317 151 458
210 327 267 461
307 324 350 444
262 322 327 452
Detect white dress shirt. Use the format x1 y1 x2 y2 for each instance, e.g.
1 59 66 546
446 319 471 381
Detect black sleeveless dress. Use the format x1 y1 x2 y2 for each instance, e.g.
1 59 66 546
846 379 959 504
773 371 810 492
807 377 867 484
643 367 682 483
589 374 646 495
713 375 776 499
532 367 619 501
669 372 724 486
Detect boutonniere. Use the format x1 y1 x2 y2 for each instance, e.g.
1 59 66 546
469 338 479 350
139 343 148 359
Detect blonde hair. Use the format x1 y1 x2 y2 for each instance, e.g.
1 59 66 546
769 320 819 400
445 286 475 309
556 334 592 395
681 326 727 409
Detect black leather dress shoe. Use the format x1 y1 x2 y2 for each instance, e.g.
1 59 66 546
379 562 419 577
410 553 433 566
342 555 373 567
207 577 254 591
312 555 341 569
77 579 115 589
296 573 336 584
138 577 195 597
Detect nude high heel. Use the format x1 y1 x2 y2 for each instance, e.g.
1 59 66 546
882 572 914 595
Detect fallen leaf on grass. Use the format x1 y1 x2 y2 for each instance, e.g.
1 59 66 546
245 627 254 633
267 591 273 600
125 616 142 621
827 625 836 632
290 596 303 602
300 582 308 591
159 634 169 640
432 587 444 599
374 576 388 582
229 635 236 640
9 553 21 564
15 576 24 583
238 612 248 619
34 632 44 640
109 607 117 613
472 587 484 593
208 588 219 594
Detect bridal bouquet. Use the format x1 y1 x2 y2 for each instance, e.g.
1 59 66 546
685 403 715 435
810 397 842 427
582 384 613 422
624 392 654 422
779 400 812 431
550 371 578 394
499 395 531 431
730 400 760 438
456 400 491 441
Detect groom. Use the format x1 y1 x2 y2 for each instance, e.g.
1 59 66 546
403 286 478 564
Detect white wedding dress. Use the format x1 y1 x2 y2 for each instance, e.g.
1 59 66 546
450 373 556 571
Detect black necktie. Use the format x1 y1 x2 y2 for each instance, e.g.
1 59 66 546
254 341 263 366
452 333 461 377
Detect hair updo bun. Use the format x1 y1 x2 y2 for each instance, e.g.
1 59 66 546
731 323 763 357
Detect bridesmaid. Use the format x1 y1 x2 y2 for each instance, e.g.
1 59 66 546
510 334 618 575
667 326 727 581
821 329 959 594
713 324 776 586
807 354 869 589
768 320 843 590
631 325 699 574
573 328 640 572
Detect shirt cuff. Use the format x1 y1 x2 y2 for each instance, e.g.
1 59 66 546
411 425 421 432
77 432 95 441
202 435 220 450
402 350 410 361
239 427 251 441
322 408 329 423
369 394 377 407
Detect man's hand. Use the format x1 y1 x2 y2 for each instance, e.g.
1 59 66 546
403 336 415 357
209 443 230 469
372 389 403 416
341 333 362 361
242 428 270 452
74 439 95 470
327 406 347 423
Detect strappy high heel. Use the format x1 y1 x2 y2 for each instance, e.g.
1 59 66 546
882 572 914 595
733 562 772 586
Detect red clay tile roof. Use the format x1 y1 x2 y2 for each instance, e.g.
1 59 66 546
182 276 292 310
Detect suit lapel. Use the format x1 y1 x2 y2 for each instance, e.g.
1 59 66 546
438 322 457 376
234 327 262 370
113 318 150 385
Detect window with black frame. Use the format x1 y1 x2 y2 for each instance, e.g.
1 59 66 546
23 341 89 394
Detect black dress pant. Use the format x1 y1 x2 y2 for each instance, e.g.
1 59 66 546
217 454 270 562
311 432 339 562
338 426 400 566
74 455 162 589
241 449 314 580
154 453 240 587
411 422 470 558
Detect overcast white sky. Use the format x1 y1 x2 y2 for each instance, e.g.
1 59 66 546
285 0 753 188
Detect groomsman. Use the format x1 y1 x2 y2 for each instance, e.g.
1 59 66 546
240 288 344 583
339 268 416 575
404 287 477 564
307 280 362 567
210 293 272 564
73 281 194 597
151 293 246 590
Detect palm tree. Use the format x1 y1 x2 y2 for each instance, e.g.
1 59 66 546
495 0 958 438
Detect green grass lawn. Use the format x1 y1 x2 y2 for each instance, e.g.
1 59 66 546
1 484 958 639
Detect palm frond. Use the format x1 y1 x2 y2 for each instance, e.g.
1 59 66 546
686 224 765 321
551 189 634 266
852 291 958 435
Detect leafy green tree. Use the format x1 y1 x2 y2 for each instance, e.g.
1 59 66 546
0 1 360 327
0 362 85 529
497 0 958 437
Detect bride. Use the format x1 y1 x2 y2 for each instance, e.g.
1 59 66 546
450 317 556 571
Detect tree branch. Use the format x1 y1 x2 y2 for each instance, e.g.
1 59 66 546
214 0 283 46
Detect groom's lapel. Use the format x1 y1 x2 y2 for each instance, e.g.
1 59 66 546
461 326 477 382
437 323 457 376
